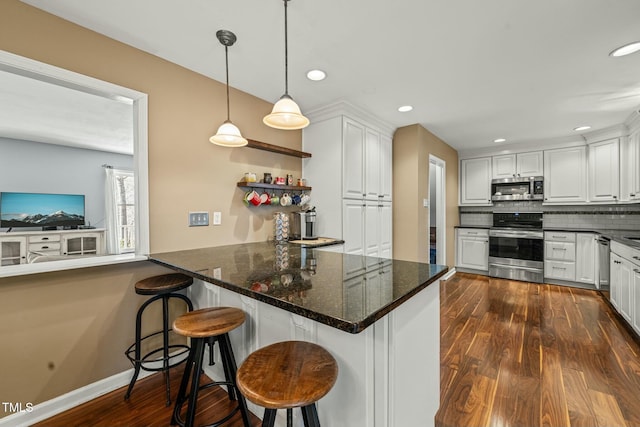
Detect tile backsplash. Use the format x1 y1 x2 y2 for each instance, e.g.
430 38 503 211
460 201 640 230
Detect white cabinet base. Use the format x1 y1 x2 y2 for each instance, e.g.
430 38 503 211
191 278 441 427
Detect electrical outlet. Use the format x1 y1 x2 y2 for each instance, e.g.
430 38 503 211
213 268 222 280
189 211 209 227
213 211 222 225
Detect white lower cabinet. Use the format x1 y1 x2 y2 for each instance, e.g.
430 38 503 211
611 252 633 323
544 232 577 282
576 233 597 284
543 232 597 285
455 228 489 271
611 241 640 332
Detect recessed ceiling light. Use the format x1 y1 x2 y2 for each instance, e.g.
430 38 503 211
398 105 413 112
493 138 506 143
573 125 591 131
609 41 640 57
306 69 326 81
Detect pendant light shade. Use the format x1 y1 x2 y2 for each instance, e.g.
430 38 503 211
263 0 309 130
210 29 247 147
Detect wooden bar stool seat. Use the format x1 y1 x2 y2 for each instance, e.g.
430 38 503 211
237 341 338 427
171 307 251 427
125 273 194 407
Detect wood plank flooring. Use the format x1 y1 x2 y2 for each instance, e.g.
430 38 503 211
31 366 261 427
34 272 640 427
436 273 640 427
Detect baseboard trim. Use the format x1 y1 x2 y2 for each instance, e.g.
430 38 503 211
0 368 152 427
441 268 457 280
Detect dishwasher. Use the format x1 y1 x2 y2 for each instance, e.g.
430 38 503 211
597 235 610 294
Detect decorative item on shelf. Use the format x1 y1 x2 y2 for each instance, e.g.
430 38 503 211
262 0 310 130
263 172 272 184
243 172 257 182
275 176 286 185
286 174 293 185
210 29 248 147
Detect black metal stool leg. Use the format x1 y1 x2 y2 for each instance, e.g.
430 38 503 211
171 333 198 426
219 334 251 426
301 404 321 427
124 294 161 400
162 295 172 406
262 409 277 427
184 338 205 427
217 337 237 401
287 408 293 427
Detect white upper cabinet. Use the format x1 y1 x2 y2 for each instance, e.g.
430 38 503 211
626 130 640 201
460 157 492 205
517 151 544 177
343 118 392 201
343 118 366 199
379 133 393 201
492 154 516 179
492 151 543 179
543 146 587 204
588 138 620 202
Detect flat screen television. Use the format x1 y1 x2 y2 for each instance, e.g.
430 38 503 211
0 192 85 229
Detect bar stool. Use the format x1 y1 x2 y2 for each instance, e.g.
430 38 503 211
171 307 252 427
124 273 194 406
236 341 338 427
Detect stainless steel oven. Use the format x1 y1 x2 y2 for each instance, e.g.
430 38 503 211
489 212 544 283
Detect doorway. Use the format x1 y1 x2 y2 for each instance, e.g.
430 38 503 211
429 156 446 264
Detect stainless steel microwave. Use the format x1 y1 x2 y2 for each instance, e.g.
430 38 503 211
491 176 543 201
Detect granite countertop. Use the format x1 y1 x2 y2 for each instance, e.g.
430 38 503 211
149 242 448 334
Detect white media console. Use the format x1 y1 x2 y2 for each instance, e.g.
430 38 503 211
0 229 105 266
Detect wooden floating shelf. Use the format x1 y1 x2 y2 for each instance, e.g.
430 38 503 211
237 182 312 191
246 139 312 158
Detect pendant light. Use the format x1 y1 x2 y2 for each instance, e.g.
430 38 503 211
210 29 248 147
263 0 310 130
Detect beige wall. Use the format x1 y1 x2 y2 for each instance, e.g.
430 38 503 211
392 124 459 265
0 0 303 413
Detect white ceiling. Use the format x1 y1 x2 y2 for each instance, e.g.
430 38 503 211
18 0 640 151
0 69 134 154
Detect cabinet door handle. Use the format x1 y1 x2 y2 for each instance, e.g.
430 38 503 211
41 246 49 249
634 269 640 274
552 235 567 239
631 193 636 197
553 247 567 251
633 256 640 260
42 237 49 240
613 195 617 199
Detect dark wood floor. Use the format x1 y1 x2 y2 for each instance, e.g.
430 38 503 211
34 273 640 427
437 273 640 427
32 367 261 427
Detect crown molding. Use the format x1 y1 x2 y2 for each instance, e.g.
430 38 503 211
305 100 396 136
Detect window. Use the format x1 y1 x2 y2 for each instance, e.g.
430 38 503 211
105 168 135 254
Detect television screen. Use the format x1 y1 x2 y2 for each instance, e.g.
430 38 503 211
0 192 85 228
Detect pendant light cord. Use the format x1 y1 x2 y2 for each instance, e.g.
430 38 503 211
225 45 231 121
284 0 289 96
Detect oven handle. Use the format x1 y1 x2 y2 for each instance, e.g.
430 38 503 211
489 229 544 239
489 263 543 272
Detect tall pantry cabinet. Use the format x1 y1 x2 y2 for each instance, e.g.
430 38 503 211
303 102 394 258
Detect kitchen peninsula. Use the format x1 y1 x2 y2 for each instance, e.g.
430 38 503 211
150 242 448 427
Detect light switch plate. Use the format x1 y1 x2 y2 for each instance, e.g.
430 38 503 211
213 211 222 225
189 211 209 227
